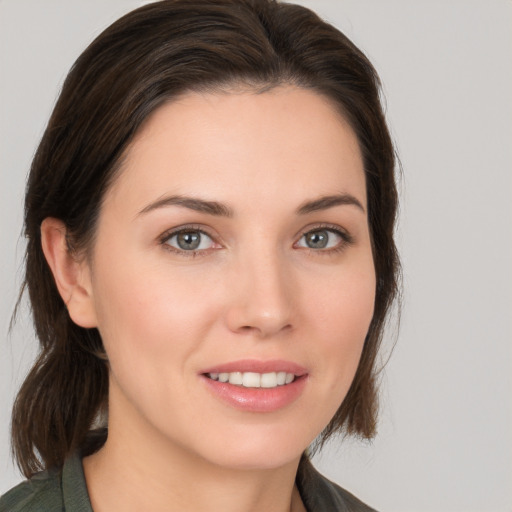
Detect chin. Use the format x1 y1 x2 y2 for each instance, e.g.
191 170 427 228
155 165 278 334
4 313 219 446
204 447 302 472
185 422 313 471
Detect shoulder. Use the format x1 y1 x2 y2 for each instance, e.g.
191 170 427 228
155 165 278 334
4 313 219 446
297 456 378 512
0 470 64 512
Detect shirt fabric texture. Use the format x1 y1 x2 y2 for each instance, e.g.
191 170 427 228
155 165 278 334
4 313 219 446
0 453 377 512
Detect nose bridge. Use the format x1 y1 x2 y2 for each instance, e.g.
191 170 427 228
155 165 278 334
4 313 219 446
226 239 294 337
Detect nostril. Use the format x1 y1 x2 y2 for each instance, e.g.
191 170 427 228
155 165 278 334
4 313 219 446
225 292 294 337
236 323 293 337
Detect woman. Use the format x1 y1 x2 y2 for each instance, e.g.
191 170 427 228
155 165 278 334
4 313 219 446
1 0 399 510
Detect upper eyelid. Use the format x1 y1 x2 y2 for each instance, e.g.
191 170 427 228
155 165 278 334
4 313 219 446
159 224 217 242
297 223 352 240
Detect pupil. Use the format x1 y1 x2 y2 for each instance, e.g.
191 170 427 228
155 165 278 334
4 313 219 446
307 230 328 249
177 231 200 250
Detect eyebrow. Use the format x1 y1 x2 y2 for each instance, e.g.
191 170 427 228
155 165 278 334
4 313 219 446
138 192 365 218
296 194 365 215
138 195 233 217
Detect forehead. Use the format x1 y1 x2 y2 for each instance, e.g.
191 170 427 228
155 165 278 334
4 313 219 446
105 86 366 214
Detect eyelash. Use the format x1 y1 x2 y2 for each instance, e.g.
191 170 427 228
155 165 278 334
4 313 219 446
158 223 354 258
159 225 217 258
296 224 354 255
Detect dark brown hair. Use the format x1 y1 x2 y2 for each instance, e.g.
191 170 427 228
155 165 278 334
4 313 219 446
12 0 399 477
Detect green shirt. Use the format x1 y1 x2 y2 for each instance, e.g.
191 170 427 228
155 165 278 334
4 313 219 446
0 454 377 511
0 454 91 512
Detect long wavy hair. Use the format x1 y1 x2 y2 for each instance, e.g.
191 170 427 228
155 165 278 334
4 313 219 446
12 0 400 478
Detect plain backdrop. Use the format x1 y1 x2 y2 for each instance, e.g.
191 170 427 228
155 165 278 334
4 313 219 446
1 1 511 511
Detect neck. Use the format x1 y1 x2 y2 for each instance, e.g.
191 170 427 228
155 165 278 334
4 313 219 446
83 396 305 512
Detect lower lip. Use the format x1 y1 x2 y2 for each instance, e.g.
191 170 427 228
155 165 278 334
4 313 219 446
201 375 307 413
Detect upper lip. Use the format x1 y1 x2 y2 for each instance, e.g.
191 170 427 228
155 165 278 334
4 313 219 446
200 359 308 376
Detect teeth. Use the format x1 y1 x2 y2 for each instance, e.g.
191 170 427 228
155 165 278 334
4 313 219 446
228 372 243 385
260 372 276 388
207 371 296 388
243 372 261 387
276 371 286 385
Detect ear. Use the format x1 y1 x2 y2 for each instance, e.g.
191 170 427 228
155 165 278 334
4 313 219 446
40 218 98 328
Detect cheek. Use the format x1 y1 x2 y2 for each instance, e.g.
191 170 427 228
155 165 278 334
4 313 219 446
90 254 222 375
308 264 376 386
316 262 375 328
289 262 375 439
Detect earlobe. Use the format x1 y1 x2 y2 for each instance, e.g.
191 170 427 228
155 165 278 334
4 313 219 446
40 218 98 328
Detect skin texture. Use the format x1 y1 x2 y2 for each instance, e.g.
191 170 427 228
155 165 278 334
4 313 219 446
41 86 376 512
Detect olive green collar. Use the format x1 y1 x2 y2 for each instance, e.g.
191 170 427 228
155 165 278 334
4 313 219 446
62 452 93 512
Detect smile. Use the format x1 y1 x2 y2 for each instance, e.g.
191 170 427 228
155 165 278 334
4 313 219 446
201 360 308 412
206 371 296 388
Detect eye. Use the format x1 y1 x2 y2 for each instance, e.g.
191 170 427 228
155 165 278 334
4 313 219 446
296 228 348 250
163 229 216 252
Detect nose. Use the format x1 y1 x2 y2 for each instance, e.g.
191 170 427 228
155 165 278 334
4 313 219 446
225 249 295 338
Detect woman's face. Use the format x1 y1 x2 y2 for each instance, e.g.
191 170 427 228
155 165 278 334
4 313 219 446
81 86 375 469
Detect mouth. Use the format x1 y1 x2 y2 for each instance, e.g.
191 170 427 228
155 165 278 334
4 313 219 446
205 371 297 389
200 360 308 412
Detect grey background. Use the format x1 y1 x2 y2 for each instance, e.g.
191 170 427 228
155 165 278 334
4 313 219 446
1 1 511 510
